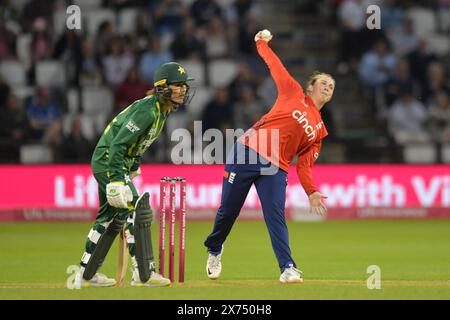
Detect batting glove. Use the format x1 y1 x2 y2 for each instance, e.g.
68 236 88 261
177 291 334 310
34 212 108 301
106 182 133 209
254 29 272 42
130 167 141 180
308 191 328 216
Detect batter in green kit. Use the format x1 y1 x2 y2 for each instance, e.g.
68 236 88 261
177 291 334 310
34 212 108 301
74 62 194 288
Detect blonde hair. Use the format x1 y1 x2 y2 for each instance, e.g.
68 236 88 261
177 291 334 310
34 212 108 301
306 71 335 96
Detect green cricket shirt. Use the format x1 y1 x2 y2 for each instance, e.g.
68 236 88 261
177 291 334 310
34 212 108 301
91 95 168 182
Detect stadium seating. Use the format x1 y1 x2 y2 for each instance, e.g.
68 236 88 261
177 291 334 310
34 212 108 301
80 87 113 140
0 61 26 87
178 59 205 86
117 8 138 35
407 8 437 37
16 34 32 69
73 0 102 9
36 61 67 88
187 86 213 118
208 59 238 88
426 34 450 56
403 144 437 164
442 144 450 164
53 10 67 38
85 9 116 36
20 144 53 164
437 9 450 32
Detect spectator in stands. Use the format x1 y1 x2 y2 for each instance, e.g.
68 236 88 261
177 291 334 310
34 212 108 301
115 67 150 112
29 18 53 65
60 115 93 163
427 90 450 142
388 17 420 57
233 85 265 130
139 36 173 83
0 19 17 61
336 0 366 73
169 17 206 60
80 37 104 87
435 0 450 33
102 36 135 87
0 0 21 29
227 0 262 22
407 39 438 95
95 20 115 59
134 12 154 54
227 63 261 101
201 87 234 132
384 57 417 108
190 0 223 28
0 94 28 162
26 87 62 151
53 29 82 86
107 0 137 10
359 38 397 90
0 76 10 111
53 29 82 62
387 84 429 144
235 10 260 57
22 0 53 33
422 61 450 105
154 0 188 35
380 0 404 35
225 0 262 56
204 17 231 59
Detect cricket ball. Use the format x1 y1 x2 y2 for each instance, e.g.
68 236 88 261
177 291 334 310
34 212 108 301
261 29 271 38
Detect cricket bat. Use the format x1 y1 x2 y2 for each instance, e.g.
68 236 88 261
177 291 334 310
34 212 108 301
115 228 129 286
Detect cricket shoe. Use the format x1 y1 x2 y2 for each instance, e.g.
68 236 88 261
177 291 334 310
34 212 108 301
279 266 304 284
130 268 171 287
206 246 223 280
74 270 116 289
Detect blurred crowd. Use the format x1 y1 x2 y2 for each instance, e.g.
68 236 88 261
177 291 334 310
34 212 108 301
336 0 450 162
0 0 267 163
0 0 449 164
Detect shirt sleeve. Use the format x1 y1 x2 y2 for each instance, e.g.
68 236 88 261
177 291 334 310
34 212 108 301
256 40 303 100
130 156 142 172
108 109 154 182
296 140 322 196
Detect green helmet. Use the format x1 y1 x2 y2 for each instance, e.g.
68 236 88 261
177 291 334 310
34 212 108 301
153 62 194 87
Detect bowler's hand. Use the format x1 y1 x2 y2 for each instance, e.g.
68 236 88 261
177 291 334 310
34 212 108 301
309 191 328 216
254 29 273 42
106 182 133 209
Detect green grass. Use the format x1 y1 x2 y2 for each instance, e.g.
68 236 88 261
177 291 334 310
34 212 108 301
0 220 450 299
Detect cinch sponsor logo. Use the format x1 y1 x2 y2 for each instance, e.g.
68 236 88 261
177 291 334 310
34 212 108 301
292 110 316 141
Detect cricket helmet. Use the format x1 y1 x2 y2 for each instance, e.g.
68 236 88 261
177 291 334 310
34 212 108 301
153 62 195 106
153 62 194 87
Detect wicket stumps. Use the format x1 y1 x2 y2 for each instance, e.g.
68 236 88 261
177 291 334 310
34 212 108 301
159 177 186 283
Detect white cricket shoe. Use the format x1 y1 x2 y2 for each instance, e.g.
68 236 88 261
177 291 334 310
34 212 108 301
74 270 116 289
279 266 304 284
206 246 223 280
130 268 171 287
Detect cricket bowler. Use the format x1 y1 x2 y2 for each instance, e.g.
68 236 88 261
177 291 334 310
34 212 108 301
74 62 194 288
204 30 335 283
